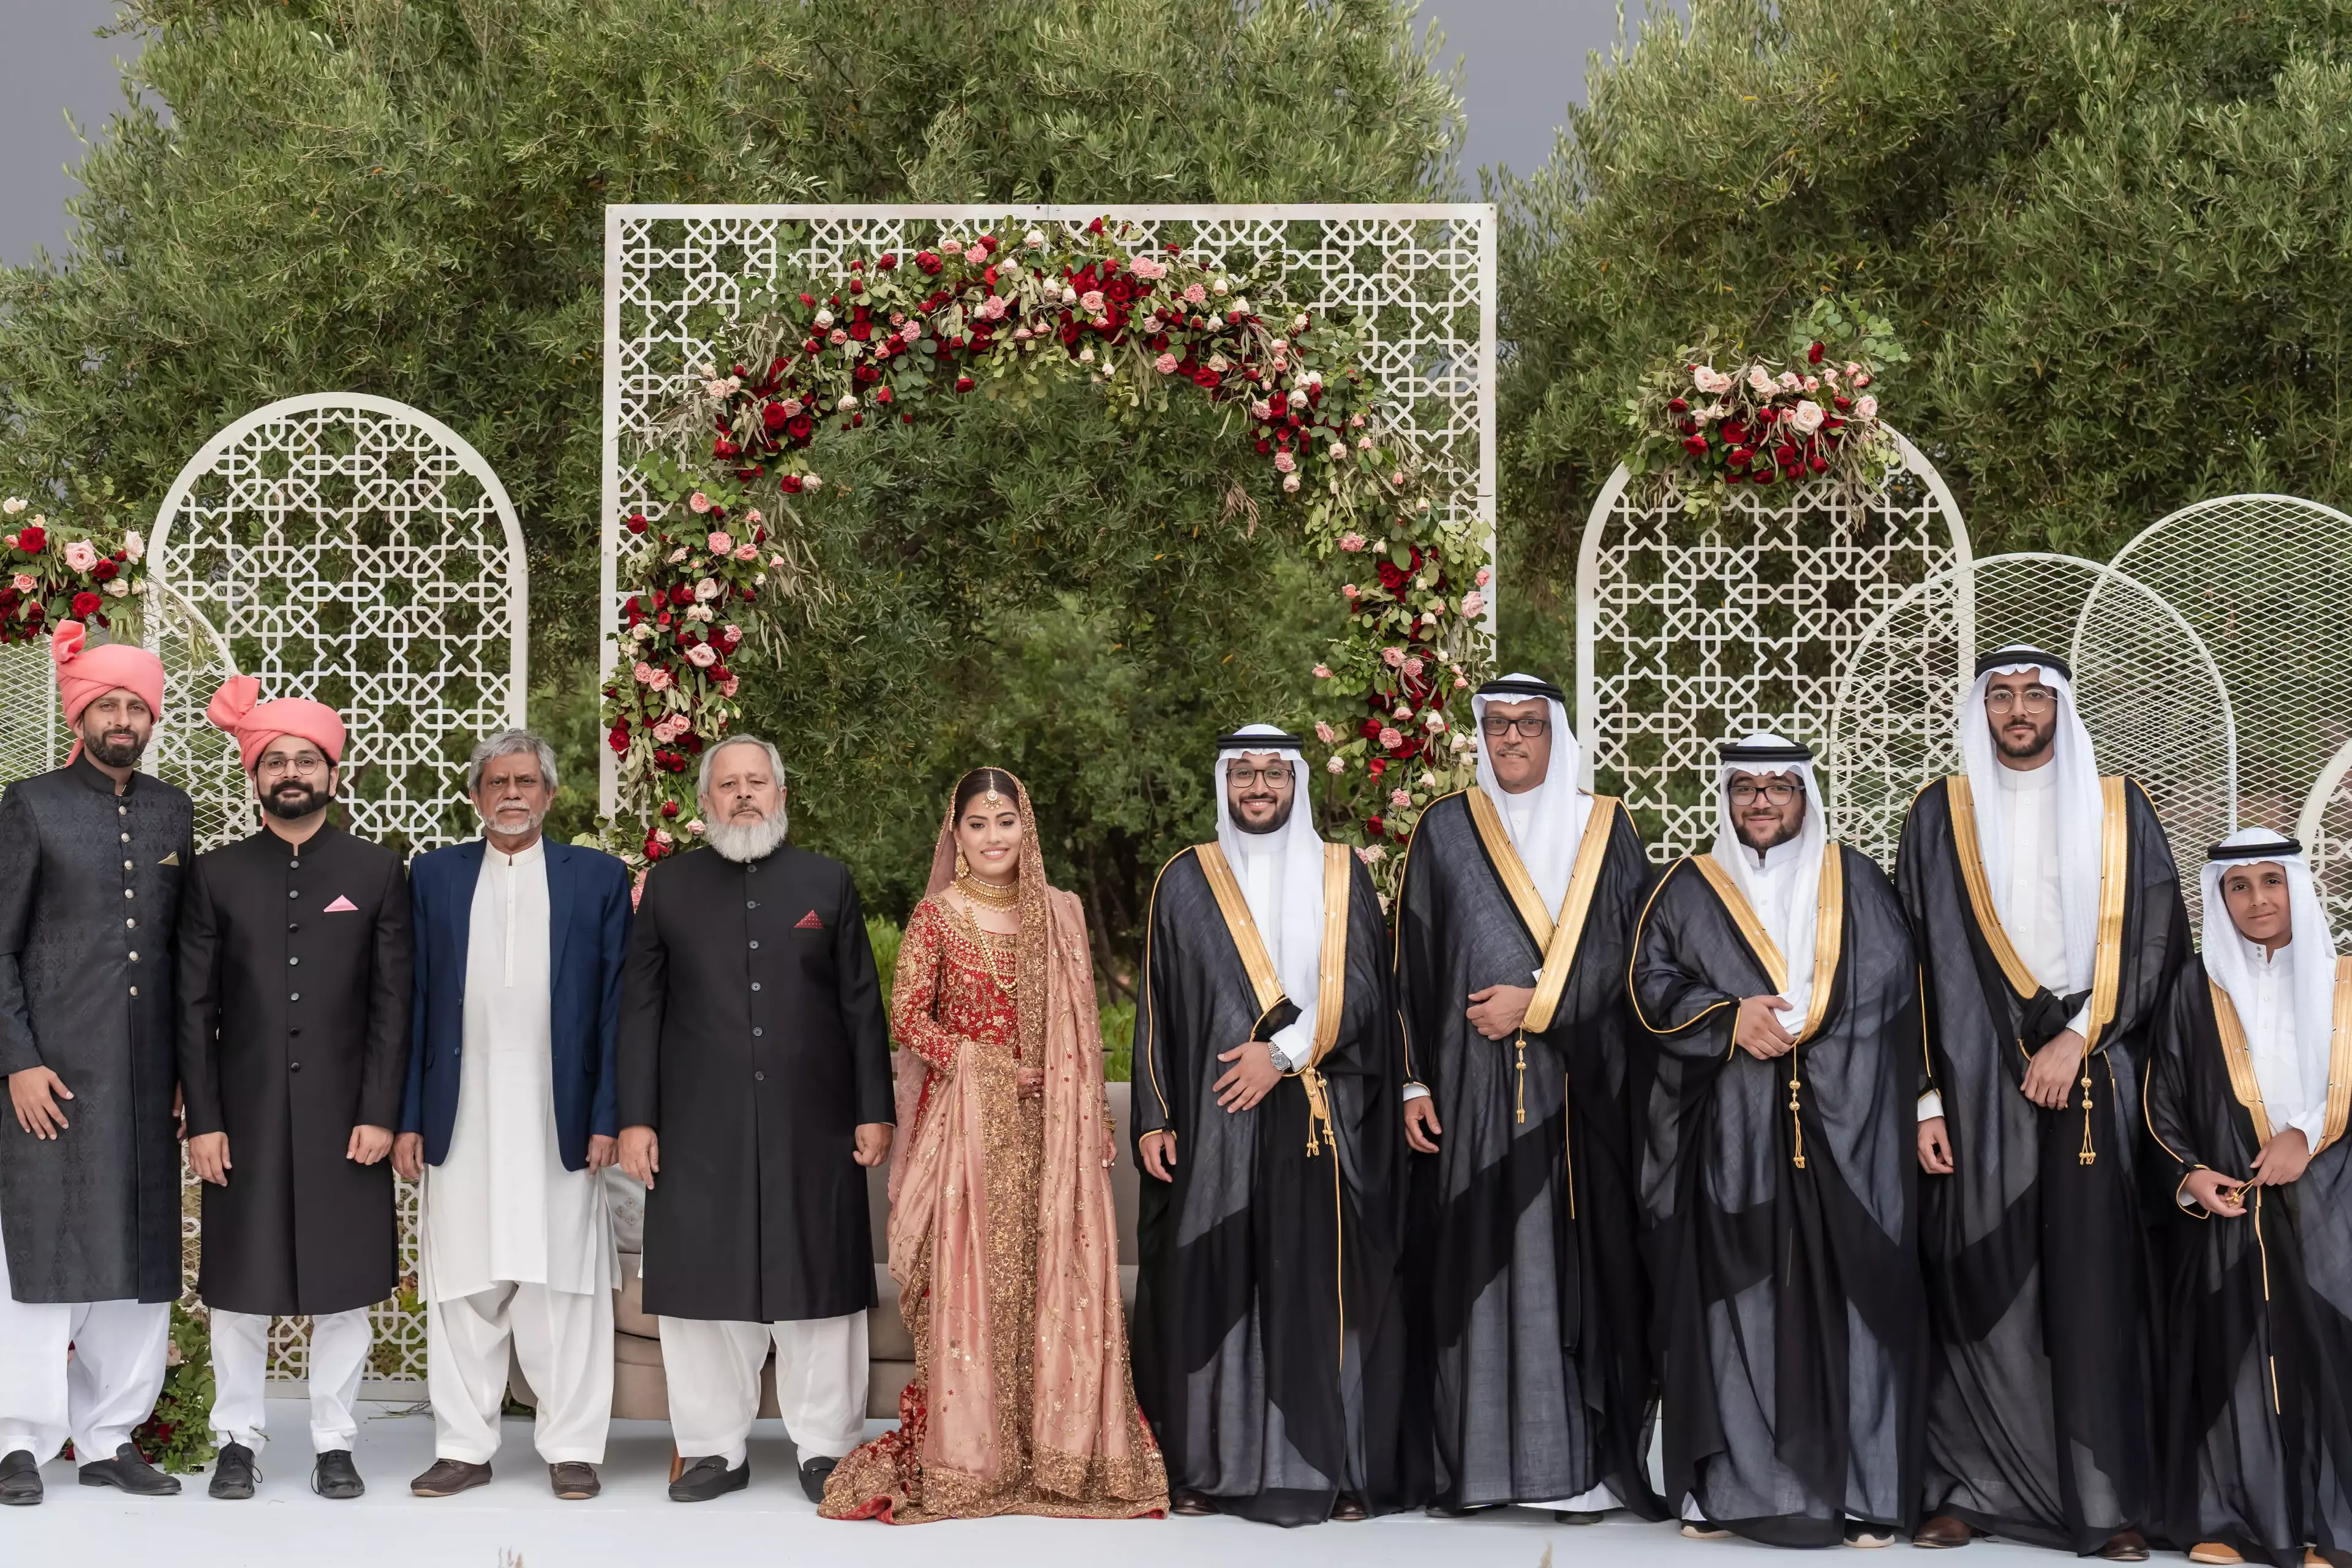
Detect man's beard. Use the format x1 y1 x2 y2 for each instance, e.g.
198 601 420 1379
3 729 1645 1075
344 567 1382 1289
83 728 146 769
262 782 331 821
1994 714 2057 761
706 804 790 863
1230 796 1295 835
1737 816 1802 855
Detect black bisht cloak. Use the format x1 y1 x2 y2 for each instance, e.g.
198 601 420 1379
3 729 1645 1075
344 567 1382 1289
176 821 413 1316
1629 844 1925 1544
1129 845 1409 1526
0 758 192 1306
2147 956 2352 1567
617 841 892 1324
1392 789 1662 1517
1898 776 2187 1551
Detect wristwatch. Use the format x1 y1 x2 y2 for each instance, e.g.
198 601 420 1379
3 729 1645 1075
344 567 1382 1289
1265 1039 1284 1074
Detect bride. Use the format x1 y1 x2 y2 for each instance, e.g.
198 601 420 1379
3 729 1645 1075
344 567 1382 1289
821 768 1167 1523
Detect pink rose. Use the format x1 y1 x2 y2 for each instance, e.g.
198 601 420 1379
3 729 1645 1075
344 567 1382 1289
1427 597 1446 616
1854 395 1879 420
688 492 712 514
1454 674 1468 689
685 644 718 668
720 677 741 698
1378 727 1403 750
707 531 733 554
648 668 672 691
1460 590 1486 617
1746 364 1776 396
1079 290 1105 314
1315 721 1338 744
62 541 98 573
1282 475 1300 493
1153 352 1179 375
1789 401 1825 435
1341 584 1360 600
9 574 31 592
1426 713 1447 733
1382 646 1405 668
1183 282 1207 305
1403 657 1425 678
693 577 721 601
122 530 144 562
1339 532 1366 552
801 475 823 491
1802 375 1820 393
734 543 760 561
1692 365 1732 394
1313 663 1334 679
1326 755 1346 775
1390 788 1411 809
1273 451 1296 473
632 660 657 685
1329 442 1348 462
1474 565 1493 587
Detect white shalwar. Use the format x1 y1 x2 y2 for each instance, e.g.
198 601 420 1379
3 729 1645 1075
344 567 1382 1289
209 1306 371 1454
657 1312 869 1471
0 1209 169 1466
421 838 614 1465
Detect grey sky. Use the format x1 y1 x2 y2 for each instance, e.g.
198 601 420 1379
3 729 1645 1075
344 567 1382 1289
0 1 1676 267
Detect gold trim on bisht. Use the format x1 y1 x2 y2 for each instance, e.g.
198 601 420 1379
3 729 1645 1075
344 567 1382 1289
1464 786 1621 1123
1692 845 1847 1170
2217 956 2352 1155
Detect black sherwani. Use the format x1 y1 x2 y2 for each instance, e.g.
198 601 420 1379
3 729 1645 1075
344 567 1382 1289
1129 846 1409 1526
2147 959 2352 1567
176 820 413 1316
617 841 891 1324
0 757 191 1305
1630 846 1926 1545
1392 791 1661 1517
1898 777 2187 1551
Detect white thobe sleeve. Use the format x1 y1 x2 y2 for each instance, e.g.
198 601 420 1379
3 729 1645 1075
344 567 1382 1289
1918 1090 1945 1122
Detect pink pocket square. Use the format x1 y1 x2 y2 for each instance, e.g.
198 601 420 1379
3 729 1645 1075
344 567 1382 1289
322 895 360 913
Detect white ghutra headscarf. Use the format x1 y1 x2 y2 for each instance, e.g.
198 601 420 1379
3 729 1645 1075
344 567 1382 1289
1471 673 1588 916
1958 645 2106 990
1215 724 1329 1060
1713 733 1831 1022
2203 829 2339 1142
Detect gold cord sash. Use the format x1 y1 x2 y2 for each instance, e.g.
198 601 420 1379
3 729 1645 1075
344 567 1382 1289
2211 956 2352 1155
1464 788 1620 1121
1192 840 1354 1153
1692 845 1847 1169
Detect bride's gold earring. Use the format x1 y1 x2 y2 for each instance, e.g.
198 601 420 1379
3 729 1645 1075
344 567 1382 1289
956 850 970 878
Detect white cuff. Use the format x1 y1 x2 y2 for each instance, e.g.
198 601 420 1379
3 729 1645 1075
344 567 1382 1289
1917 1090 1945 1123
1402 1082 1430 1103
2064 1003 2092 1039
2290 1106 2329 1145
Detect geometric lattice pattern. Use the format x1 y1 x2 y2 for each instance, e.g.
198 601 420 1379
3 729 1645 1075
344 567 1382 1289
1574 427 1967 859
149 392 529 1383
600 203 1498 813
1826 551 2236 928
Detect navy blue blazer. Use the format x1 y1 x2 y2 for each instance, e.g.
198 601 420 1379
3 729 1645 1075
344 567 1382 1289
399 837 633 1170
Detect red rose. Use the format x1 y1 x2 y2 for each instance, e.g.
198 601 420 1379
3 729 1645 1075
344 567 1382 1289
670 584 694 606
799 293 816 307
786 415 813 440
915 251 943 275
1376 562 1407 592
1254 439 1272 454
1757 407 1778 424
92 559 118 581
608 723 629 753
1721 470 1744 484
1807 341 1825 364
1681 435 1708 456
1087 216 1106 235
873 385 893 404
877 253 898 271
1365 815 1385 836
1809 456 1830 473
1774 443 1798 467
780 475 804 494
1667 397 1689 413
1367 756 1386 778
1192 366 1220 389
627 513 649 534
1728 447 1752 466
1359 717 1382 739
1833 395 1852 411
21 601 40 620
853 363 878 383
1106 275 1134 303
1678 418 1698 435
72 591 100 617
712 437 738 459
850 413 864 428
1722 423 1748 445
1752 469 1776 486
848 278 864 294
848 320 872 341
15 526 44 552
763 401 789 431
1058 323 1082 345
955 376 975 393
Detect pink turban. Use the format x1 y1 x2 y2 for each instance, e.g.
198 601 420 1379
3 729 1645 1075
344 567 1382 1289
52 620 166 763
206 675 347 773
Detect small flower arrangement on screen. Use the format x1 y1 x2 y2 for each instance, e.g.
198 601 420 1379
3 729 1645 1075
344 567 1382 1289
1625 298 1907 504
0 496 147 644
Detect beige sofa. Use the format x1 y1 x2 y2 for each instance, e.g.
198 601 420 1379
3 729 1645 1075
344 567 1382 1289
560 1080 1142 1423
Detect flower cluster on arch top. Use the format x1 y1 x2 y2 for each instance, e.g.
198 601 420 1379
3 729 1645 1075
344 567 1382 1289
603 217 1492 887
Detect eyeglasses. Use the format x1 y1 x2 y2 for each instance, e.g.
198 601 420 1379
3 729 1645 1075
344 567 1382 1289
257 754 330 778
1480 715 1551 740
1228 766 1294 788
1985 687 2059 714
1728 782 1803 806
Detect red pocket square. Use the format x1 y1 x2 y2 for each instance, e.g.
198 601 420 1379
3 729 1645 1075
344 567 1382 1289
794 910 824 930
323 895 359 913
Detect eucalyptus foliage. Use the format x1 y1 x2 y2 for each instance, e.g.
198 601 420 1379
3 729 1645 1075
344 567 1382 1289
0 0 1460 982
1499 0 2352 676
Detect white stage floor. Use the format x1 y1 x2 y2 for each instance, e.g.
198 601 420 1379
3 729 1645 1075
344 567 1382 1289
6 1398 2098 1567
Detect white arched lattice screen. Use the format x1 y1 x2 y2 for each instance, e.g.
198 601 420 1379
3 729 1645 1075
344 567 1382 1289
599 202 1498 815
150 392 530 1384
1574 428 1969 859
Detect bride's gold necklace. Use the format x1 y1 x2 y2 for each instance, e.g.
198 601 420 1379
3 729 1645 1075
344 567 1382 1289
951 873 1022 994
956 870 1020 909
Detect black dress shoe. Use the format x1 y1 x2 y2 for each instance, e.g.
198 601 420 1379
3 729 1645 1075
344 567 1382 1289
208 1442 258 1500
1331 1493 1370 1521
669 1455 748 1502
79 1442 181 1496
549 1461 600 1500
0 1449 41 1506
311 1450 364 1499
1172 1490 1218 1516
2100 1530 2150 1562
1554 1509 1608 1525
799 1455 839 1504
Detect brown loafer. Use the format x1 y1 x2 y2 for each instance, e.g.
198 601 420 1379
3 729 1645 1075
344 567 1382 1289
410 1458 492 1498
1172 1490 1217 1517
549 1462 600 1500
1914 1514 1975 1548
1331 1493 1368 1521
2100 1530 2150 1562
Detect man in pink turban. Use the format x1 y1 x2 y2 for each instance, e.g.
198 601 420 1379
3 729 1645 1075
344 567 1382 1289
176 677 410 1502
0 622 192 1504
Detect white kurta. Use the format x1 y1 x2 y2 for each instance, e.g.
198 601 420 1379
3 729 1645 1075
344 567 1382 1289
421 840 609 1303
1234 834 1316 1071
2241 948 2329 1144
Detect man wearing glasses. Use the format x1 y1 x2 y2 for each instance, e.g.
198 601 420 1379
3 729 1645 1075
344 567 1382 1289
1131 724 1408 1524
1627 734 1923 1547
1392 674 1661 1523
176 679 413 1501
1896 648 2187 1559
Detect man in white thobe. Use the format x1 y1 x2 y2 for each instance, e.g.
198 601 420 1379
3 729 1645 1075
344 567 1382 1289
395 731 635 1501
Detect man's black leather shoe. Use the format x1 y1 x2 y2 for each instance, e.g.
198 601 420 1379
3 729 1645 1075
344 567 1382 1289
208 1442 258 1499
311 1449 364 1499
0 1450 41 1506
78 1443 180 1496
799 1455 839 1504
669 1455 749 1502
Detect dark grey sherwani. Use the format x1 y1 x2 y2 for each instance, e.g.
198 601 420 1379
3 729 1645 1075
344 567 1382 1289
0 756 194 1304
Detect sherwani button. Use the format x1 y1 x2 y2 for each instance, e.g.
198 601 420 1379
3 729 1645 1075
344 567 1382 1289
124 889 134 899
290 992 300 1002
123 860 133 870
753 1027 764 1038
129 986 138 997
755 1071 766 1082
288 889 300 899
751 982 761 992
126 918 135 929
747 900 758 909
128 952 138 962
288 956 300 966
749 940 760 949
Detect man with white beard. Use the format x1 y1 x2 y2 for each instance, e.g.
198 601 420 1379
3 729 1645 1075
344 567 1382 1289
617 736 893 1504
398 731 633 1500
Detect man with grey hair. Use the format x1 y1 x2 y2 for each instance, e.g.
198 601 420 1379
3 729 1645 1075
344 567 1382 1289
618 734 892 1504
396 729 633 1500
